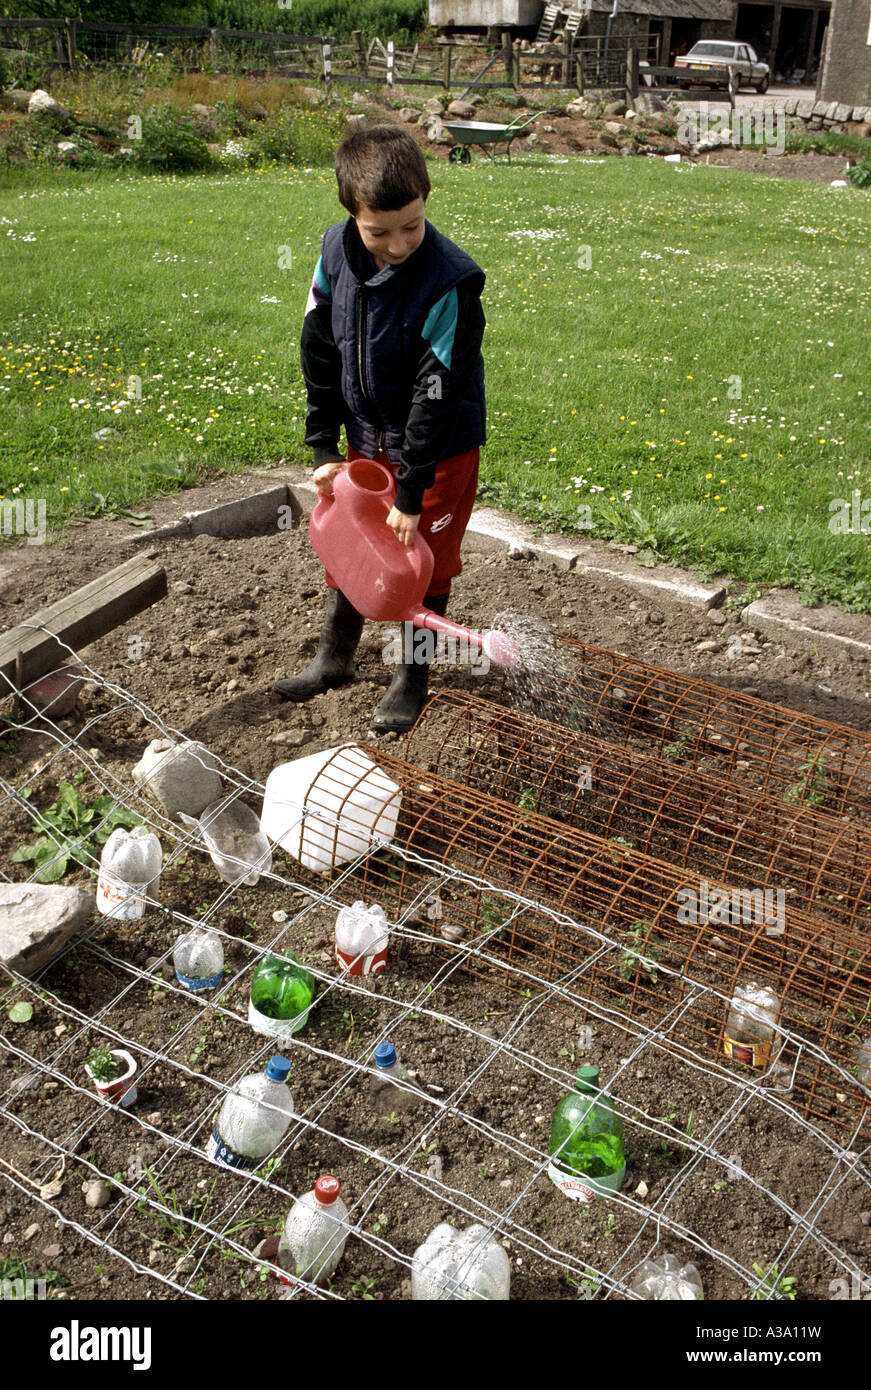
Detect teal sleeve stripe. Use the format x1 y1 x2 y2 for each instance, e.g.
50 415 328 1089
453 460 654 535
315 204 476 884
313 256 331 301
422 288 458 370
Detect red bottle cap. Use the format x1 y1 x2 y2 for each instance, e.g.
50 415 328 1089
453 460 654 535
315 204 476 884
314 1175 341 1205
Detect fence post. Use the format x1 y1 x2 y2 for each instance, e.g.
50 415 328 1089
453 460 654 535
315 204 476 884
323 42 331 95
626 46 639 105
352 30 365 73
575 53 584 95
444 44 452 92
209 28 219 67
387 38 394 87
64 17 77 71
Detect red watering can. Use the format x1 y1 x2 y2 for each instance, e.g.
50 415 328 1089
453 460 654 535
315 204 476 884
310 459 520 667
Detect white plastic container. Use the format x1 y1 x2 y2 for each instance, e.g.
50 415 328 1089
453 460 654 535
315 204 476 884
205 1056 294 1172
277 1176 350 1286
631 1253 704 1301
260 745 401 874
411 1223 510 1301
96 826 162 920
335 900 390 975
179 796 272 887
174 927 224 991
724 981 780 1068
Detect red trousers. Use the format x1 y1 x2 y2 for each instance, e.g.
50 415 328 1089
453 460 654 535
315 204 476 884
324 445 480 599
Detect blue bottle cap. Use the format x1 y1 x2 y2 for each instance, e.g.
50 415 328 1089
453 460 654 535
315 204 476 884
265 1055 291 1082
374 1041 396 1069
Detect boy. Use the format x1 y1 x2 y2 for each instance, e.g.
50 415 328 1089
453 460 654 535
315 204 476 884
274 124 487 732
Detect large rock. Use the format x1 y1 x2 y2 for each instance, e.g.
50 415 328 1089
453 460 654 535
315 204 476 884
604 99 627 116
833 103 852 123
28 89 69 119
424 97 445 115
447 99 476 118
795 97 815 119
24 665 84 719
132 739 223 820
634 92 668 116
399 106 420 122
0 883 94 976
6 89 34 112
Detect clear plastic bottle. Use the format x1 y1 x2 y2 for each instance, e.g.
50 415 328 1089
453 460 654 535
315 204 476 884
277 1175 350 1286
370 1040 413 1115
631 1253 704 1301
411 1222 510 1301
248 952 316 1039
549 1065 626 1202
724 981 780 1068
174 926 224 992
335 900 390 975
96 825 162 920
205 1055 294 1171
858 1037 871 1093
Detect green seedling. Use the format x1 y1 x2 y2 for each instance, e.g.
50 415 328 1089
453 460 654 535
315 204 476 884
351 1276 378 1300
663 730 695 761
751 1261 797 1301
12 780 143 883
85 1044 122 1083
619 921 665 984
784 751 828 809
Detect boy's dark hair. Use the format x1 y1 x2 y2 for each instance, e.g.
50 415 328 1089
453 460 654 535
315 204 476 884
334 125 431 216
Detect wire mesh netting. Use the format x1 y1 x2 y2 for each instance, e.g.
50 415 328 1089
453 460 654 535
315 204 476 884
0 634 869 1302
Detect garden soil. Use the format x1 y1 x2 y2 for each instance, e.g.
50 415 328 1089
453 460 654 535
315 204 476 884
0 473 869 1303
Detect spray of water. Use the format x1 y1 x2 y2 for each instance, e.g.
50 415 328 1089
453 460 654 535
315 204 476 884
487 611 583 719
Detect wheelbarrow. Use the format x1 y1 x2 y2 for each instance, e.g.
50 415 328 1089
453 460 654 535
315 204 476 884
444 111 541 164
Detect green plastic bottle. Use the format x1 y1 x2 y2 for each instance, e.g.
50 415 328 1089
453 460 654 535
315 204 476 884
548 1065 626 1203
249 952 315 1039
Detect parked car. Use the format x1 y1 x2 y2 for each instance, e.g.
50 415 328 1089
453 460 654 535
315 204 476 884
674 41 770 93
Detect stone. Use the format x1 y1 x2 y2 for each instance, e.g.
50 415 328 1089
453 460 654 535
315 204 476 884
447 99 476 118
634 92 668 116
695 639 722 653
0 884 94 976
860 1211 871 1226
635 1180 649 1198
807 117 823 130
424 97 445 115
824 101 840 120
598 133 619 149
172 581 193 594
132 738 223 820
6 89 34 111
833 104 852 123
795 98 815 119
24 665 84 718
399 106 419 122
811 100 828 118
192 103 214 117
82 1179 111 1209
268 729 309 746
783 97 798 116
28 89 68 119
604 121 625 136
24 1223 40 1241
708 608 727 626
605 99 627 116
345 114 367 132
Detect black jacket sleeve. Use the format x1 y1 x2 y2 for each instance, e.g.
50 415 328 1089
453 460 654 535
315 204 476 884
393 281 486 515
300 300 345 462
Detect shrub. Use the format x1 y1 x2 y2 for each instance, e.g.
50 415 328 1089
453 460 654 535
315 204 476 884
247 103 345 166
135 101 214 170
0 49 8 95
849 157 871 189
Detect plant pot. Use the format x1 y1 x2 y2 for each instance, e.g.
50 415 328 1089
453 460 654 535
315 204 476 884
85 1049 138 1107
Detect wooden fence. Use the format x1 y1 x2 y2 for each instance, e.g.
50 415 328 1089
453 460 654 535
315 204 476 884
1 17 665 97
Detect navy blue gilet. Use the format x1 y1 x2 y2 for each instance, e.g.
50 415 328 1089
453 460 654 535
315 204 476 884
319 217 486 465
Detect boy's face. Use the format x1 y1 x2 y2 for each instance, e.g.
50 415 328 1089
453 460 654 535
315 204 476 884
354 198 426 271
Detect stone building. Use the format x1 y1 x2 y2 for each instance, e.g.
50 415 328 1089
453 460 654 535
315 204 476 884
815 0 871 105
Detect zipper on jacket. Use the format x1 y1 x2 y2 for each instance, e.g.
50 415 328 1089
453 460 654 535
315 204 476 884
357 285 385 456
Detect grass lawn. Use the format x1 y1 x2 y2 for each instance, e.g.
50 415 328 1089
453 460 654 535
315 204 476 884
1 153 870 608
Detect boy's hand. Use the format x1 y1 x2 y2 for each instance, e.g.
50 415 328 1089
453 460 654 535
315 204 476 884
312 459 345 496
387 506 421 547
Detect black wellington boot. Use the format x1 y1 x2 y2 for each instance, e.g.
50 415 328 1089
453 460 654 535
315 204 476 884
371 591 449 734
273 588 364 702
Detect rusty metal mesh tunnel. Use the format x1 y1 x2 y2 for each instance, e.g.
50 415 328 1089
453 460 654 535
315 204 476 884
484 637 871 821
294 741 871 1140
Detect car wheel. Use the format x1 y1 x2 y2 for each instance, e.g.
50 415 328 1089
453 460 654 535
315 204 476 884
756 75 770 94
